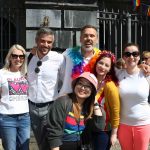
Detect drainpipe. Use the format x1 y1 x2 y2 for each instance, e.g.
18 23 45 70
127 12 131 43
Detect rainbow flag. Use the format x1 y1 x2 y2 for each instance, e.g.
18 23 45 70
132 0 141 9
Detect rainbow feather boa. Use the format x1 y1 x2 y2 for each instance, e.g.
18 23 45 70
68 46 101 79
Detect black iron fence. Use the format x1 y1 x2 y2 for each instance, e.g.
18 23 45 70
0 7 150 67
0 7 25 67
98 9 150 58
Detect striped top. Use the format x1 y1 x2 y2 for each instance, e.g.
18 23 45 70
63 111 85 142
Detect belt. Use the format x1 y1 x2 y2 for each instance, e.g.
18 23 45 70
28 100 53 107
0 113 29 117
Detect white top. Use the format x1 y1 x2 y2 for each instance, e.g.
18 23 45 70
0 69 29 114
27 51 65 103
59 48 93 96
117 69 150 126
58 48 74 96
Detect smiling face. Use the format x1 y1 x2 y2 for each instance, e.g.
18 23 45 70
144 57 150 65
142 52 150 66
74 78 92 101
9 48 25 70
96 57 111 78
123 45 140 68
80 27 98 52
36 33 54 58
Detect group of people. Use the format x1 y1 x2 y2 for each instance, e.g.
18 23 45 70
0 25 150 150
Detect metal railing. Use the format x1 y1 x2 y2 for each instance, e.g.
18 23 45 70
0 7 150 67
0 7 24 67
98 9 150 58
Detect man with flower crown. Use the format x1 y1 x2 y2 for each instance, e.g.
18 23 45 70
59 25 101 96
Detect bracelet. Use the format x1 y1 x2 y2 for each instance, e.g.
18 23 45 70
94 103 99 107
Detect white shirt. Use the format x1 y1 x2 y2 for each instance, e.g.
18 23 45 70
117 69 150 126
0 69 29 114
58 48 74 96
27 51 65 103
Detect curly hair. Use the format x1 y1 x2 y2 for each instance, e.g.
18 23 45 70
93 50 119 86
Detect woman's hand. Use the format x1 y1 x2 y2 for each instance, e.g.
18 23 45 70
30 46 37 55
110 128 118 146
110 133 117 146
139 64 150 76
93 101 103 116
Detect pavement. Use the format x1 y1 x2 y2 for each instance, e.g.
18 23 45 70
0 135 150 150
0 132 38 150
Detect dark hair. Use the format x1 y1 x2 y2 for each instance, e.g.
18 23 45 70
80 25 97 34
70 77 97 120
123 43 140 52
93 50 119 86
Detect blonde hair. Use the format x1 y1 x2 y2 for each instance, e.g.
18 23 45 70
115 58 126 69
3 44 27 75
142 51 150 58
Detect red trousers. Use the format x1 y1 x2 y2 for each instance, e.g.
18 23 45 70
118 123 150 150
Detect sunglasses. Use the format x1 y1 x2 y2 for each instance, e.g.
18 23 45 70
124 51 140 57
35 60 42 73
11 54 25 60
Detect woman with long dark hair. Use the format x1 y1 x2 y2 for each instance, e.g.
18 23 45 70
47 72 105 150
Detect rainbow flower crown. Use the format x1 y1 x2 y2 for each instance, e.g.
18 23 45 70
98 50 116 63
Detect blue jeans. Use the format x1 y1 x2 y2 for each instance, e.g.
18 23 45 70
92 131 111 150
0 113 30 150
